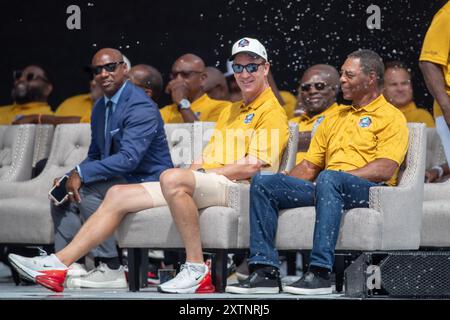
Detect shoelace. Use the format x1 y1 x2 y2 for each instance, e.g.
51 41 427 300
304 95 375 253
177 263 205 280
83 264 107 279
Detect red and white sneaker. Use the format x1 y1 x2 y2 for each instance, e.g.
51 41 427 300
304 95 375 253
157 262 215 294
8 253 68 292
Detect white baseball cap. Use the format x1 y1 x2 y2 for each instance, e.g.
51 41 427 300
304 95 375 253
229 37 268 61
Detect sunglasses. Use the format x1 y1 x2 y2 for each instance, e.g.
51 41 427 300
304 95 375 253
170 70 202 80
300 82 327 92
232 63 265 74
13 70 49 83
91 61 124 76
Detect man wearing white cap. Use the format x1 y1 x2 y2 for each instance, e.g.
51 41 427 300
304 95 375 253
7 37 289 294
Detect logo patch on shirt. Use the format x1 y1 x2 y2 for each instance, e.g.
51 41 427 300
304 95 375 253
311 116 325 136
359 116 372 128
238 38 250 47
244 113 255 124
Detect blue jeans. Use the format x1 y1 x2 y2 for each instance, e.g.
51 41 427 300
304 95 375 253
248 170 378 271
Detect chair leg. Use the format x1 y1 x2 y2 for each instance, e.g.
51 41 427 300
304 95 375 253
139 248 149 288
127 248 141 292
211 250 227 293
286 251 297 275
334 253 353 293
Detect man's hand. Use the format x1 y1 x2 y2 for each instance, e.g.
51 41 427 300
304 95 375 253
165 78 189 104
425 168 439 183
66 170 82 203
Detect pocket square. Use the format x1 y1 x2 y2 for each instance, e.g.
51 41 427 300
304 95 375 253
110 128 120 136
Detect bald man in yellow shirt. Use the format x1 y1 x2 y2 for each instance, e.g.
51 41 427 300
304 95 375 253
226 50 408 296
160 54 231 123
0 65 54 125
290 64 342 164
384 61 434 128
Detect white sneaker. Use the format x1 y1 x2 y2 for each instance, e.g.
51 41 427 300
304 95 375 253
67 262 88 277
65 263 127 289
157 262 215 294
8 253 68 292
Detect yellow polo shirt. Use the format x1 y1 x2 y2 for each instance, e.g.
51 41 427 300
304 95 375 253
419 1 450 118
280 90 297 119
0 102 54 125
160 93 231 123
291 102 341 164
305 95 409 186
55 93 93 123
202 87 289 172
398 102 435 128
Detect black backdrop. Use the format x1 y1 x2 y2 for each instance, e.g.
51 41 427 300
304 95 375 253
0 0 447 110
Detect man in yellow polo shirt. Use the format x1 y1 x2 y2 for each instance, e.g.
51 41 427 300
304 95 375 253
419 1 450 163
160 53 231 123
291 64 341 164
226 49 408 295
0 65 54 124
384 61 434 128
53 78 102 124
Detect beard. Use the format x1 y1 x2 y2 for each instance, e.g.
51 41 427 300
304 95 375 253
12 83 45 104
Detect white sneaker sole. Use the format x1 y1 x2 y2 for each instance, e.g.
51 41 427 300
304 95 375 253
157 284 200 294
225 286 279 294
8 255 41 282
66 278 127 289
283 286 332 295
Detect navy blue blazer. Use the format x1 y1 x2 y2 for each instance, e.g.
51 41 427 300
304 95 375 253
78 81 173 184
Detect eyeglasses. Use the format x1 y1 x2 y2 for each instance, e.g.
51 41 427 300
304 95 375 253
91 61 124 76
231 63 265 74
300 82 327 92
170 70 202 80
13 70 49 83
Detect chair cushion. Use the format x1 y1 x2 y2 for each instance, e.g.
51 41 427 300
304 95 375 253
118 205 238 249
0 197 53 244
421 200 450 247
275 206 382 250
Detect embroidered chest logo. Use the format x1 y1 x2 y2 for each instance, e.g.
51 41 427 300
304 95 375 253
244 113 255 124
312 115 325 135
359 116 372 128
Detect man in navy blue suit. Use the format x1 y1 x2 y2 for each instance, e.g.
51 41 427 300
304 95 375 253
50 48 173 289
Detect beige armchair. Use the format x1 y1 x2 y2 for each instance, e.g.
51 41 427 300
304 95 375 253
0 124 90 245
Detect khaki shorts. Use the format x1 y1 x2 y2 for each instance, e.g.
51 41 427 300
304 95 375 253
140 170 236 209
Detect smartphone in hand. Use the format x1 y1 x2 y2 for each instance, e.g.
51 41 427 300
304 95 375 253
48 175 69 206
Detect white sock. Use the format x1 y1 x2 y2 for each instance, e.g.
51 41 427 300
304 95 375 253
186 262 206 274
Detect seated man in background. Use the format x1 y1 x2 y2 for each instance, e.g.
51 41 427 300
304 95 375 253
0 65 54 124
128 64 163 103
160 54 231 123
384 61 434 127
290 64 341 164
13 56 132 126
203 66 230 101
